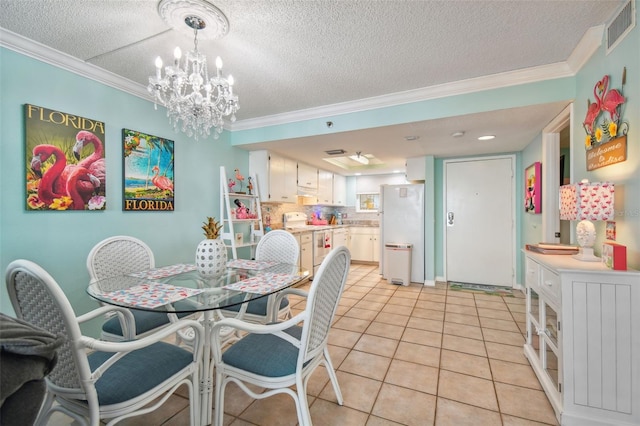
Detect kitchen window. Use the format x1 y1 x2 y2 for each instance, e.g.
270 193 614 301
356 193 379 212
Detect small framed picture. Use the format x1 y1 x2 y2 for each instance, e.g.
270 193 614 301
524 162 541 214
235 233 243 244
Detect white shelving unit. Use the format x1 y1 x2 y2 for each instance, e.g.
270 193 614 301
220 166 264 259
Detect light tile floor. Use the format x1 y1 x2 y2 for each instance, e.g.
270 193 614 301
49 264 559 426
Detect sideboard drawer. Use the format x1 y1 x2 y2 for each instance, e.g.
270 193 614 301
525 257 540 289
540 266 560 302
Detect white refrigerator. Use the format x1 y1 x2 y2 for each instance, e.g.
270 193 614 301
380 184 425 284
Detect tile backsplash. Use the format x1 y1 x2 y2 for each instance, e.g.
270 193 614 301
260 203 379 228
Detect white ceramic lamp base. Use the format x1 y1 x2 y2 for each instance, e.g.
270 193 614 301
573 219 600 262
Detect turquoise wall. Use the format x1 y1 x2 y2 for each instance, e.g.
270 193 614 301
0 48 249 335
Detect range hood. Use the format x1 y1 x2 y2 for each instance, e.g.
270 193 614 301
297 186 317 197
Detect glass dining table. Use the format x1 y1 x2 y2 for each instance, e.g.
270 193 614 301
87 259 309 425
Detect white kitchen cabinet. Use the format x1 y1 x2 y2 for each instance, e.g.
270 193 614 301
297 232 313 274
333 174 347 206
317 169 333 204
523 251 640 426
349 227 380 262
297 163 318 190
406 156 426 181
249 150 297 203
332 227 348 249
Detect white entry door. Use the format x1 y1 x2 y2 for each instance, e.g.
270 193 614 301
445 156 515 287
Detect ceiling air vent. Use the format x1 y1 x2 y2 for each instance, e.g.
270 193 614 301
325 149 346 155
606 0 635 54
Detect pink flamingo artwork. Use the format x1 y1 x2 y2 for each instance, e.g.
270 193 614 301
600 74 625 123
73 130 106 193
583 79 603 134
66 167 100 210
228 178 236 192
151 165 174 194
30 144 67 205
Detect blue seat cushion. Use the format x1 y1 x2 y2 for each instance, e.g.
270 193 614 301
224 295 289 316
102 301 195 336
87 342 192 405
222 325 303 377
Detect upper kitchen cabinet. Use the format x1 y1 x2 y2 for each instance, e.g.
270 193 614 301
333 174 347 206
249 150 297 203
297 163 318 190
406 156 426 182
317 169 333 204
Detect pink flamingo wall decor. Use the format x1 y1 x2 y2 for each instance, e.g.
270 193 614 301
73 130 106 193
600 73 626 122
583 79 603 134
65 167 100 210
30 144 67 205
151 165 174 194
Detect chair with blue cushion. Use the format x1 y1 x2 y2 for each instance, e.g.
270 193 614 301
221 229 300 323
87 236 192 341
211 246 350 426
5 259 204 426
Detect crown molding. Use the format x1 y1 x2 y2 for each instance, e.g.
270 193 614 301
1 24 604 132
0 27 150 101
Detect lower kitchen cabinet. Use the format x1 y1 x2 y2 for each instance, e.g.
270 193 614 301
297 232 313 275
524 251 640 426
349 227 379 262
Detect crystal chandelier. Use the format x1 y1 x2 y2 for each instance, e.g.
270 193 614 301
148 14 239 141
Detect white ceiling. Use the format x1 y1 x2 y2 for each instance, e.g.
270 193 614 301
0 0 625 175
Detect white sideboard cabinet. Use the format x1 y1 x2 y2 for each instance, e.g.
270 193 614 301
523 251 640 426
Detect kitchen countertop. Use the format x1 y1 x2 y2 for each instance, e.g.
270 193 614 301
274 223 379 234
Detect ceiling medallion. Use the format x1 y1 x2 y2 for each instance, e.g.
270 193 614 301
158 0 229 40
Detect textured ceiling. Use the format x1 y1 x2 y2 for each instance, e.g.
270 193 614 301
0 0 625 174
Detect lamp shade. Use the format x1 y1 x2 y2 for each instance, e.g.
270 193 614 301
559 181 614 221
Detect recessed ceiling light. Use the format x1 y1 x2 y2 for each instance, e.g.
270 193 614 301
451 131 465 138
478 135 495 141
354 173 362 176
404 136 419 141
393 170 401 173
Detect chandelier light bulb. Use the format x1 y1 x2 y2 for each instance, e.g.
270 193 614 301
173 47 182 60
215 56 223 70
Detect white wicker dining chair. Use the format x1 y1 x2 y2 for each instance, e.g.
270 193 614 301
211 246 350 426
87 235 192 341
5 259 204 426
220 229 300 323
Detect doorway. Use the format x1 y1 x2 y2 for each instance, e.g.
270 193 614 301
444 155 515 287
541 104 573 243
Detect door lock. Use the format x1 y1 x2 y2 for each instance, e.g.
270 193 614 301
447 212 454 226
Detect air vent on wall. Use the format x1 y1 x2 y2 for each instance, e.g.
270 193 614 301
606 0 635 54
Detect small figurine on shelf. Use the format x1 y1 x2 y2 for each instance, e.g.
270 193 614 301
234 199 249 219
234 168 245 193
228 178 236 193
247 176 253 195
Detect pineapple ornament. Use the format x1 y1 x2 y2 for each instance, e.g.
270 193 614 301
195 217 227 278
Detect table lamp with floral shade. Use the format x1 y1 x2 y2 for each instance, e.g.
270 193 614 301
559 180 615 261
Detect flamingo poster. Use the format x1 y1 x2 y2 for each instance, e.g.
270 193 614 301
25 104 106 211
122 129 174 211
